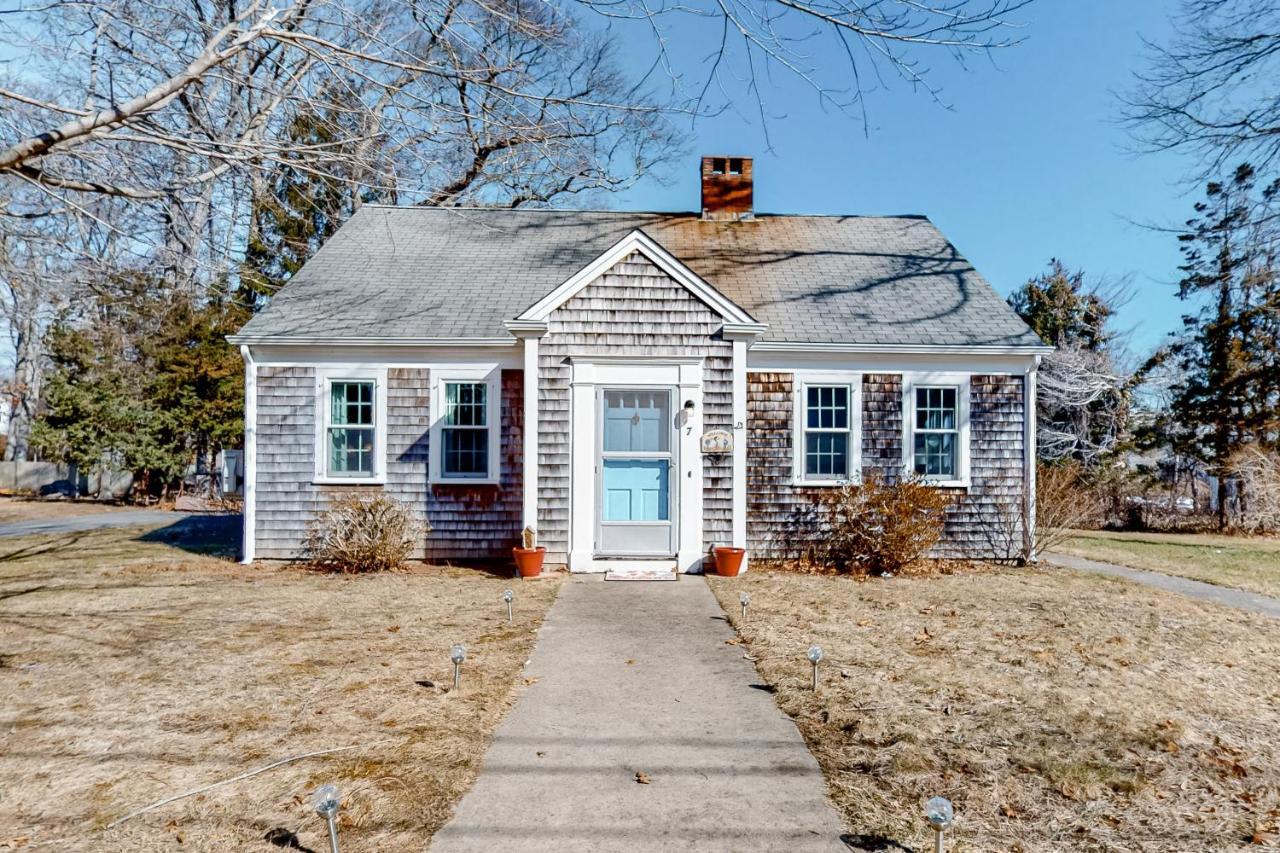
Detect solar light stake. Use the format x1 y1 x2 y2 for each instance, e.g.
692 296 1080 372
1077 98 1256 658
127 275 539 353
807 644 823 691
739 592 750 622
311 784 341 853
503 589 514 624
451 643 466 690
924 795 954 853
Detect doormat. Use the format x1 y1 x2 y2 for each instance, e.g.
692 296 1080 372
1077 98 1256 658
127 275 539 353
604 568 678 582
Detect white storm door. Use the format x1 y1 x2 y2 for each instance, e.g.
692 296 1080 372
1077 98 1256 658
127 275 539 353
596 387 677 556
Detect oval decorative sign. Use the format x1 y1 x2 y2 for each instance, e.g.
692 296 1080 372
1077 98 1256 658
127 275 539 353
700 428 733 455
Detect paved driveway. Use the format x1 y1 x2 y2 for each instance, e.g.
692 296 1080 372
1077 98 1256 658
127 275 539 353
0 510 191 538
429 575 848 852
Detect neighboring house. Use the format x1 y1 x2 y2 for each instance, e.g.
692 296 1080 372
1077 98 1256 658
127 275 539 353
229 156 1050 571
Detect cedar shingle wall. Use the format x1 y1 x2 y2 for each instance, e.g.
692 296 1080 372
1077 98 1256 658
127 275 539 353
936 374 1026 558
745 371 1026 560
253 366 522 560
537 251 733 562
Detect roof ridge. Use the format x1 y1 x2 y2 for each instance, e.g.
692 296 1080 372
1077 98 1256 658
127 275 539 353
357 204 929 221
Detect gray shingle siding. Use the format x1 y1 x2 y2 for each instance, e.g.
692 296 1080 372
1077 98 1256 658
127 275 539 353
253 366 522 560
745 370 1026 561
536 251 733 564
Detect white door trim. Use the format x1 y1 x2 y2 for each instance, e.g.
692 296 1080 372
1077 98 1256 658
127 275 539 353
569 358 704 573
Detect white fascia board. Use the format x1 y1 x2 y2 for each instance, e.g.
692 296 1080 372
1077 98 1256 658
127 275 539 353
515 229 758 325
225 335 517 347
749 341 1054 356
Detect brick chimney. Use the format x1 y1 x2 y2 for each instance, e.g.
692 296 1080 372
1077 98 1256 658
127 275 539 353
700 156 753 221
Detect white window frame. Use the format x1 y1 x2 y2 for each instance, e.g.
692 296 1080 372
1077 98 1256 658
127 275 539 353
313 366 388 485
902 372 971 488
791 371 862 486
430 366 501 485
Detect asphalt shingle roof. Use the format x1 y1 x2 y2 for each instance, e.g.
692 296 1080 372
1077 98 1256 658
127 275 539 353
235 206 1045 348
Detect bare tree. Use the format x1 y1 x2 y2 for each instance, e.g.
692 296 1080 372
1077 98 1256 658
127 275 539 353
1126 0 1280 177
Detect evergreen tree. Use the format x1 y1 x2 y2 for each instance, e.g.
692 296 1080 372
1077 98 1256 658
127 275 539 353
32 275 246 498
1163 163 1280 527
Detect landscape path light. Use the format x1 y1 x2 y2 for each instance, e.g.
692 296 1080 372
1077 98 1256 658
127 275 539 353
451 643 466 690
924 795 954 853
311 783 341 853
739 591 750 622
503 588 514 624
807 644 823 691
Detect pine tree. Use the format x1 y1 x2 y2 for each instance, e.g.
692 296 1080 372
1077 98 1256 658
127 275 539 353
1165 164 1280 528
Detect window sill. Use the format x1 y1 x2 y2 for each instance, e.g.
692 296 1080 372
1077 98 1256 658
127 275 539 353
920 478 969 489
312 476 385 486
433 477 500 487
791 478 860 488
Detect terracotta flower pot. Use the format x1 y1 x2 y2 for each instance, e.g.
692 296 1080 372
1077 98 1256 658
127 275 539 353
513 546 546 579
712 546 746 577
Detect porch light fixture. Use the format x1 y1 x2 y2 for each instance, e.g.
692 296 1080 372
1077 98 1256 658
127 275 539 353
739 591 750 621
924 795 954 853
503 589 514 624
451 643 466 689
311 783 342 853
683 399 696 412
807 644 823 690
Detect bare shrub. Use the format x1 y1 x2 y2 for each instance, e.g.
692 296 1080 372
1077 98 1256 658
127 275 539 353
815 471 952 575
1226 447 1280 533
303 494 428 573
1036 460 1102 555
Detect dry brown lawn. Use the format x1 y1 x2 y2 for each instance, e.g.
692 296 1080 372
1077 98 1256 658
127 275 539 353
709 567 1280 852
0 525 559 851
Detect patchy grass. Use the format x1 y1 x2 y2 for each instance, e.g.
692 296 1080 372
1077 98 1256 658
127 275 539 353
709 568 1280 852
1057 529 1280 599
0 525 559 851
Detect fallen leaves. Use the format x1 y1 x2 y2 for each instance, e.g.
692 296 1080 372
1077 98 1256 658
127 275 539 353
634 771 651 785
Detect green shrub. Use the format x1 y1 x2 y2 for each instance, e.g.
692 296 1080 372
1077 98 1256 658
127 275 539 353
303 494 429 573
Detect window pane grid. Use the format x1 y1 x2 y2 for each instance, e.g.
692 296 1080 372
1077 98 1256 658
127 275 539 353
441 381 490 478
912 386 959 478
327 380 376 477
445 382 487 427
802 384 852 479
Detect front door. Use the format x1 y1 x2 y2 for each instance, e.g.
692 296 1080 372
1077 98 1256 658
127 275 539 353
597 387 677 556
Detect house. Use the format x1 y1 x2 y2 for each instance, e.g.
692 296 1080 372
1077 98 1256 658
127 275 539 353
229 156 1050 571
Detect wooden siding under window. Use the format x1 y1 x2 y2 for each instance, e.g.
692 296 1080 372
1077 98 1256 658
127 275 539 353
253 366 522 560
536 251 734 563
745 371 1026 561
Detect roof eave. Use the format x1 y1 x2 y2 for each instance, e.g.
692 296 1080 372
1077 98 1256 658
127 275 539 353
226 335 517 347
749 341 1054 356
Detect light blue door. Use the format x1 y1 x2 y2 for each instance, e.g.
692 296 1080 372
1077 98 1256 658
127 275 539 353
603 460 669 521
598 388 675 555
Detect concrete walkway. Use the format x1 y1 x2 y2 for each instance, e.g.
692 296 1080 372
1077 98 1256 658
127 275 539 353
0 509 192 538
429 575 848 852
1046 551 1280 619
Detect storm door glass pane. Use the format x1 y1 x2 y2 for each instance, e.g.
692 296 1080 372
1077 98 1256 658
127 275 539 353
602 390 670 453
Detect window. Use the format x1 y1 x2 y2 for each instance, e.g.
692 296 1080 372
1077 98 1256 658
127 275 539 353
327 381 375 475
903 376 969 486
728 157 743 175
912 387 958 477
314 369 386 484
430 368 500 484
441 381 489 478
793 376 861 484
711 157 727 175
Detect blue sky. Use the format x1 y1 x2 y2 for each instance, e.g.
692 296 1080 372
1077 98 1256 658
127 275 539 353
606 1 1194 357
